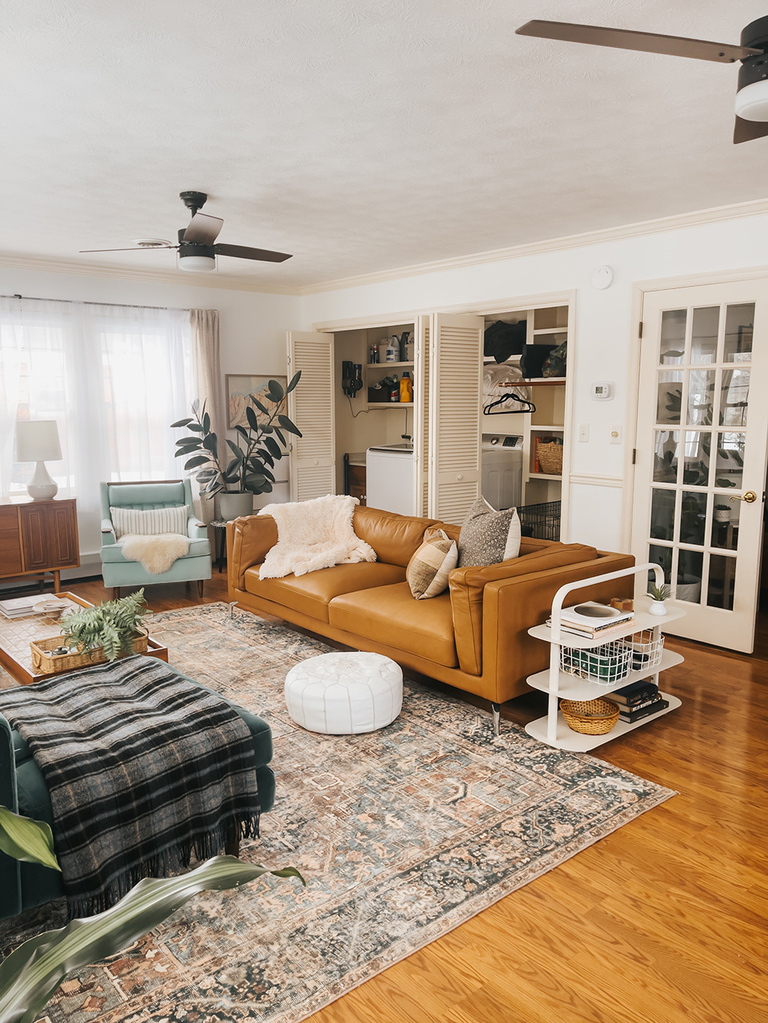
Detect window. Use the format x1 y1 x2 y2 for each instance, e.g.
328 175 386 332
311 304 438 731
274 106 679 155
1 297 195 553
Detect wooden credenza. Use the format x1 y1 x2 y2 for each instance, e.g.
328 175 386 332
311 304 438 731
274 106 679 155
0 499 80 590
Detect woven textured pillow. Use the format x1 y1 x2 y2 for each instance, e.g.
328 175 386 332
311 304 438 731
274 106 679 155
110 504 188 540
457 497 521 568
406 529 458 600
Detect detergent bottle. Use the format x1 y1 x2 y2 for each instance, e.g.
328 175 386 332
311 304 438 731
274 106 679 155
400 371 413 402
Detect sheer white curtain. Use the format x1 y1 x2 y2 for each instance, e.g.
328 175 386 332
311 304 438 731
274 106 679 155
190 308 225 522
0 296 194 556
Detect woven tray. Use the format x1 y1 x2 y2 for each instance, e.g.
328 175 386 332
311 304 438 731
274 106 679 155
30 632 149 674
537 441 563 475
560 697 620 735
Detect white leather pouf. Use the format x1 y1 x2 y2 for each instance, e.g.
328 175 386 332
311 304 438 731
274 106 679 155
284 651 403 734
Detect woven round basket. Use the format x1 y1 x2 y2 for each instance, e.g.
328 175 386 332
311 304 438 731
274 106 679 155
560 697 620 735
537 441 563 475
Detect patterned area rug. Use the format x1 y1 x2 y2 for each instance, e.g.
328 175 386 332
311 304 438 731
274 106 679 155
1 603 675 1023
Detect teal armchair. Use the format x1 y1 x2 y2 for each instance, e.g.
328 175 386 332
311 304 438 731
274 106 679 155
100 480 212 598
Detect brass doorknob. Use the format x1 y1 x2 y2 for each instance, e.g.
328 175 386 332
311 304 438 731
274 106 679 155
730 490 758 504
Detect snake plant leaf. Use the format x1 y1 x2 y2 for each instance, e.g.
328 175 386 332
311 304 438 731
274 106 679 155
0 856 304 1023
0 807 61 872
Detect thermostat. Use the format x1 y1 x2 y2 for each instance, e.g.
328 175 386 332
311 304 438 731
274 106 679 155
592 380 614 401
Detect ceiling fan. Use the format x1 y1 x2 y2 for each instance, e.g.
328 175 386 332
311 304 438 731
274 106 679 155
80 191 292 271
516 16 768 143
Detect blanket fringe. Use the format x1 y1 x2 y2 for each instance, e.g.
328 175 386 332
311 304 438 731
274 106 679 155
67 810 261 919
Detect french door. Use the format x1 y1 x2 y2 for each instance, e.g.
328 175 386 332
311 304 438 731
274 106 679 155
632 279 768 652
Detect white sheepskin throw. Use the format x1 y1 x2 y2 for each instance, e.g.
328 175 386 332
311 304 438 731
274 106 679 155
121 533 190 574
258 494 376 579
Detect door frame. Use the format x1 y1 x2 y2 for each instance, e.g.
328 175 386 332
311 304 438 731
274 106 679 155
623 266 768 553
624 268 768 650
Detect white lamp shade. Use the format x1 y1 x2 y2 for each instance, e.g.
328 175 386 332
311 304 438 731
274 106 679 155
735 80 768 122
15 420 62 462
179 254 216 272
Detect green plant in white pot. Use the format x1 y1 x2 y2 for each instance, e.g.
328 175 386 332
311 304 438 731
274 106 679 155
0 805 304 1023
171 373 302 520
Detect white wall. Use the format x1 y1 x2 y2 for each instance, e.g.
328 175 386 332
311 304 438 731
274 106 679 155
299 210 768 551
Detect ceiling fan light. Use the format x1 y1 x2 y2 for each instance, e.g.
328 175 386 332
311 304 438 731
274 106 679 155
735 79 768 121
178 254 216 272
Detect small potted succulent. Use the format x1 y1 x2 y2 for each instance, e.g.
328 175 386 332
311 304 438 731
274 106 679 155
648 582 670 616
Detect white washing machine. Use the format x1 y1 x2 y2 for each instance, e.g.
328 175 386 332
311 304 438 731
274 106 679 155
366 444 414 515
482 435 523 510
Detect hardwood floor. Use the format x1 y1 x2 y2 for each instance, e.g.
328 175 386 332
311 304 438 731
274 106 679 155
55 574 768 1022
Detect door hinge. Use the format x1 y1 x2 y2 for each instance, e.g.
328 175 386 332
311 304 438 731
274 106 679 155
638 322 643 339
632 448 637 464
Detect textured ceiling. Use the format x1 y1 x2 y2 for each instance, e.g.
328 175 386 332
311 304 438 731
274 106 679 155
3 0 768 290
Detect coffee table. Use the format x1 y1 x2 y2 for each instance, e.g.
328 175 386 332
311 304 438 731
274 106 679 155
0 592 168 687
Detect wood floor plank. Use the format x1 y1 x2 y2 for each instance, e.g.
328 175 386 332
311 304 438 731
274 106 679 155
42 572 768 1023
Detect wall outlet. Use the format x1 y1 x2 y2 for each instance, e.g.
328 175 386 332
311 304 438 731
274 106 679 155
578 423 589 442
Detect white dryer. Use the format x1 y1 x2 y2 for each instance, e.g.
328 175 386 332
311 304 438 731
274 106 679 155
481 435 523 510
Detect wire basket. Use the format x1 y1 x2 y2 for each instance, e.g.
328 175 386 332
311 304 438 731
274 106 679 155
560 697 620 735
518 500 561 541
561 640 632 686
537 441 563 475
621 630 664 673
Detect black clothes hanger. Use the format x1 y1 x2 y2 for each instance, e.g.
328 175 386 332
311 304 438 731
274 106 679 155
483 391 536 415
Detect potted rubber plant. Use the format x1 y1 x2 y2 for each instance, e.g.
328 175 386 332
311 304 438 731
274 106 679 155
0 805 303 1023
171 373 302 520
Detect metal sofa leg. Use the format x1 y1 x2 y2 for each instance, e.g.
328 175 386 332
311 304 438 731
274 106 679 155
491 702 501 737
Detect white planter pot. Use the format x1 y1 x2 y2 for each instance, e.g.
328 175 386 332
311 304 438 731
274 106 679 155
218 492 253 521
649 600 667 616
714 510 730 523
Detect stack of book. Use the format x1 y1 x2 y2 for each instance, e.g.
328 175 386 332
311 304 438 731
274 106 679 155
547 601 635 639
605 679 669 723
0 596 39 619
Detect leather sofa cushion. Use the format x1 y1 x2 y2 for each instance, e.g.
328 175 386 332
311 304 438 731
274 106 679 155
353 507 438 568
244 561 407 623
450 542 599 675
329 582 457 667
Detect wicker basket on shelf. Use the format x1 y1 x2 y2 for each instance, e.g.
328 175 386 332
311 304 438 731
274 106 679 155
537 441 563 475
30 633 149 674
560 697 620 735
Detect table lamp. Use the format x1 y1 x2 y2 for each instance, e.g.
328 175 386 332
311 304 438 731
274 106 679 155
15 420 63 500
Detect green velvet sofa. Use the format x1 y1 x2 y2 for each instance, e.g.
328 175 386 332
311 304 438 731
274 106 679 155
0 660 275 920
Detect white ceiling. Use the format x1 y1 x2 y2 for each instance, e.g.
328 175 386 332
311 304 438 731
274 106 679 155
4 0 768 291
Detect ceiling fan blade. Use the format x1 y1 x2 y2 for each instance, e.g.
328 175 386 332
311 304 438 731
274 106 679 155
214 243 292 263
182 212 224 245
515 20 760 64
734 115 768 144
79 245 175 253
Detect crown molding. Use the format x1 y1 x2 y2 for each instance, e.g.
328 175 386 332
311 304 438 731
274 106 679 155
0 253 299 295
297 196 768 296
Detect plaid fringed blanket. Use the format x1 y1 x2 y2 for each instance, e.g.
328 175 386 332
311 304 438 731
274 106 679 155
0 655 261 917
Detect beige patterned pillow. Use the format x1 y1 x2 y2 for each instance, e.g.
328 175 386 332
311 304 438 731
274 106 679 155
406 530 459 600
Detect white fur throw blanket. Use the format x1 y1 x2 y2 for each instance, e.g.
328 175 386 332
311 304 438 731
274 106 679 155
258 494 376 579
121 533 190 574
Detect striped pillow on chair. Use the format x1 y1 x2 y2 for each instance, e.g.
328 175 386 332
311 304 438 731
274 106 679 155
110 505 189 539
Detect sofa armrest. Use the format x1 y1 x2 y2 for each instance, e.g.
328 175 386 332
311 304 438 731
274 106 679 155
101 519 117 545
187 515 208 540
449 544 600 676
228 514 279 590
480 551 636 701
0 713 22 919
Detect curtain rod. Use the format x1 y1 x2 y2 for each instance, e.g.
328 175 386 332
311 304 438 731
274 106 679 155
1 293 192 313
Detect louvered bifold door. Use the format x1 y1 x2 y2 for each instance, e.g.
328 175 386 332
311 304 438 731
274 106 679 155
413 315 430 516
286 331 336 502
428 313 484 522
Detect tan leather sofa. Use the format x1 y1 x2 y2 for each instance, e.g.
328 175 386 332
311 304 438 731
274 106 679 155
228 505 634 718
